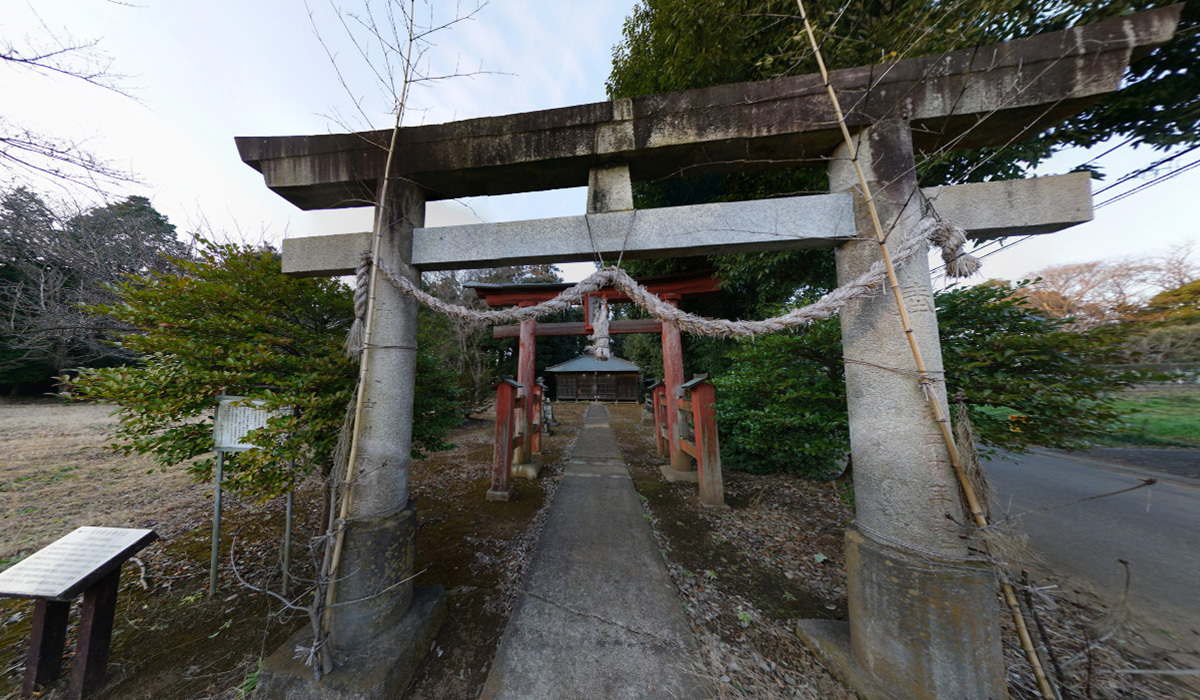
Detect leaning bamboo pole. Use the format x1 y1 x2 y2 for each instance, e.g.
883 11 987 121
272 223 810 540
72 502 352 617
794 3 1055 698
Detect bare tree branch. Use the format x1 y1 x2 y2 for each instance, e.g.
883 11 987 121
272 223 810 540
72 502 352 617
1 9 138 191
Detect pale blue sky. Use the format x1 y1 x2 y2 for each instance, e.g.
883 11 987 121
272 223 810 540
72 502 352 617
4 0 1196 285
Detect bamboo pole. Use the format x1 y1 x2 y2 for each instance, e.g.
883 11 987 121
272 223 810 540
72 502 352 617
794 3 1055 698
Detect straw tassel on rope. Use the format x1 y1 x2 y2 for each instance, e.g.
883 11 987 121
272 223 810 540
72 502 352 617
344 254 372 358
588 296 612 360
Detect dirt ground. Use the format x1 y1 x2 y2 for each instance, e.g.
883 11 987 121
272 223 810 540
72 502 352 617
0 401 207 564
0 400 584 700
1 400 1195 699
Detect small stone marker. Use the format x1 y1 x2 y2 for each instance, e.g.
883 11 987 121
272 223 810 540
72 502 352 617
0 526 157 700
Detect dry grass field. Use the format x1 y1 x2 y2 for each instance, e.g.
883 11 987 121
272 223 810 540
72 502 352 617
0 400 209 565
0 399 586 699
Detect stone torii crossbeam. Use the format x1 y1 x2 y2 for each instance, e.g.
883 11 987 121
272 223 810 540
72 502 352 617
240 6 1182 699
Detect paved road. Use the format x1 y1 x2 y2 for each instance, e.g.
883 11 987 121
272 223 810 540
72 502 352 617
984 450 1200 650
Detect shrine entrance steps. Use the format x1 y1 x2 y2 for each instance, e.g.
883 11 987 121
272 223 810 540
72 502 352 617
480 404 711 699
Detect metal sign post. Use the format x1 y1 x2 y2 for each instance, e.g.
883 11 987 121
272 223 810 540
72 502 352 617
209 396 291 597
282 484 293 597
209 451 224 597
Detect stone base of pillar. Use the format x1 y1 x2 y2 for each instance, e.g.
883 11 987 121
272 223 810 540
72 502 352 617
659 464 698 483
794 619 892 700
327 505 416 649
511 460 542 480
255 585 447 700
796 527 1008 700
486 486 514 502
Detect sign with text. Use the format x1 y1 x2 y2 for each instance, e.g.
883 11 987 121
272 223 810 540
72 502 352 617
0 527 157 600
213 397 291 452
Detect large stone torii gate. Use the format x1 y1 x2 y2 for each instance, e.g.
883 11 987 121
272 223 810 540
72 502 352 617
241 6 1181 699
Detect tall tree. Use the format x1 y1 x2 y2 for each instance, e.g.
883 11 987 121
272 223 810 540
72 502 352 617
1125 277 1200 362
607 0 1198 335
1017 245 1197 329
0 189 189 391
609 0 1197 183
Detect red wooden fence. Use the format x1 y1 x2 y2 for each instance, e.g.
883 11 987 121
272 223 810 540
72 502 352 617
652 377 725 507
487 378 544 502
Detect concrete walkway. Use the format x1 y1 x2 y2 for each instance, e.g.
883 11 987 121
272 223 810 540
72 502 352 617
480 404 711 699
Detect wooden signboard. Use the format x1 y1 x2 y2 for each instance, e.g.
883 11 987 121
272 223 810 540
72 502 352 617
0 527 157 601
0 526 158 700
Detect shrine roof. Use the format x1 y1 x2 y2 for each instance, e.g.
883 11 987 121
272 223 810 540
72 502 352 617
545 355 641 374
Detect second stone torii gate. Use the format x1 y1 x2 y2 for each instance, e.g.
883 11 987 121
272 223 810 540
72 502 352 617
468 270 725 486
241 7 1181 699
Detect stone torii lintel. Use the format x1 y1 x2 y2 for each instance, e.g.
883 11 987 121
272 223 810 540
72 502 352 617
235 6 1179 210
280 172 1093 277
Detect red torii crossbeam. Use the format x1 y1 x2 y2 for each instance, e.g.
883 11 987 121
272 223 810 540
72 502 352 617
467 270 723 483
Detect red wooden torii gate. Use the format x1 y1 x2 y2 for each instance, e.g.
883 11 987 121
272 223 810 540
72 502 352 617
467 270 725 505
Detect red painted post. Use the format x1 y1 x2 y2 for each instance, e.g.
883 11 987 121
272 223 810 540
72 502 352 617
488 379 519 501
517 310 536 464
690 380 725 507
650 383 667 457
660 297 693 472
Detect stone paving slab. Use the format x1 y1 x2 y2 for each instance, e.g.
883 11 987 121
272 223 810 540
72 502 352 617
480 404 711 700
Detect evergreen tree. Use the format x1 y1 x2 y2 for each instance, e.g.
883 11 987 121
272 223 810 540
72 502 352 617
69 242 462 499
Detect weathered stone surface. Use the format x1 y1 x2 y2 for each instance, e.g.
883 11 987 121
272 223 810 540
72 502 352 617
281 173 1092 276
349 182 423 517
236 6 1179 209
323 181 423 653
255 586 446 700
923 170 1093 240
796 529 1006 699
588 164 634 213
823 120 1008 697
658 463 698 483
326 504 416 651
833 121 965 556
847 528 1004 699
281 231 371 277
794 620 893 700
415 193 853 271
510 460 541 480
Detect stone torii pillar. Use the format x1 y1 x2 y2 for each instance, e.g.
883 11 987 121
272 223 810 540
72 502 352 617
795 120 1006 698
256 181 446 699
